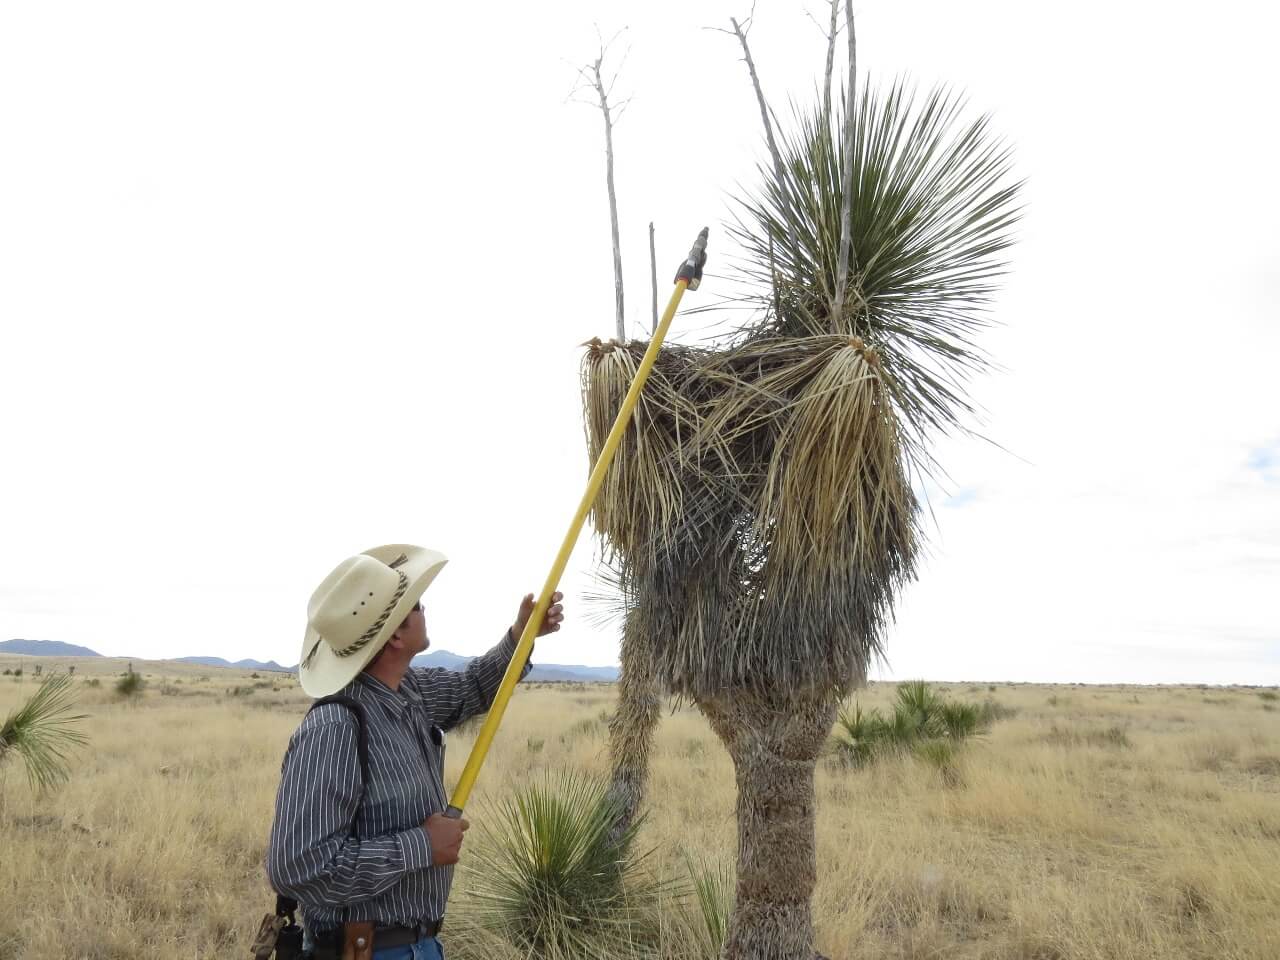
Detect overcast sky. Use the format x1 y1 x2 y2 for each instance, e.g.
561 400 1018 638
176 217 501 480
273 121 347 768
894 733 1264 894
2 1 1276 684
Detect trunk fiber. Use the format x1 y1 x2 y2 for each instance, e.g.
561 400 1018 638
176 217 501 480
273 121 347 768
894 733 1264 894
605 628 662 841
700 691 838 960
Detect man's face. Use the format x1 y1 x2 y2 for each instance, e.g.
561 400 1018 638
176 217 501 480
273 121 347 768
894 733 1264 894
404 599 429 655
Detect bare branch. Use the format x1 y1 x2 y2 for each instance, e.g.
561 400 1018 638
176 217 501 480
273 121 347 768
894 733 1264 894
565 67 595 103
727 13 802 281
612 42 633 81
595 23 628 55
581 48 627 340
729 17 784 197
823 0 839 122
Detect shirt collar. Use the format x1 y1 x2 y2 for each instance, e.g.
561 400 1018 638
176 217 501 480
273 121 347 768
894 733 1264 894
355 671 412 717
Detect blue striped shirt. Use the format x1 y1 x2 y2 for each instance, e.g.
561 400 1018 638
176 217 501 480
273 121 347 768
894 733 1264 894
266 632 528 933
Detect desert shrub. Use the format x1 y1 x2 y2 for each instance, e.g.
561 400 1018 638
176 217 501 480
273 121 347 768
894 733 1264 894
12 668 22 679
526 737 544 755
832 682 1007 768
115 672 144 700
83 678 100 688
1258 690 1279 702
228 686 255 697
458 771 665 959
1 669 9 677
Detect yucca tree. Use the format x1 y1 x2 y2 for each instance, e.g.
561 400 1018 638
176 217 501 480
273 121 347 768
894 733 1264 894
583 53 1019 960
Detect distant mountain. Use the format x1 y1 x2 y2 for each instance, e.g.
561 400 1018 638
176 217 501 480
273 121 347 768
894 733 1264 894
0 640 611 681
535 664 620 682
0 639 102 658
412 649 618 683
174 656 291 672
411 650 481 671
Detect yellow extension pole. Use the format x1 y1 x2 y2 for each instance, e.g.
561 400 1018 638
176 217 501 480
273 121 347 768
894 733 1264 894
446 228 708 817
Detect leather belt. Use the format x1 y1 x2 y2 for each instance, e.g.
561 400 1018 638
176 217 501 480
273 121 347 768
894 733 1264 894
312 919 441 955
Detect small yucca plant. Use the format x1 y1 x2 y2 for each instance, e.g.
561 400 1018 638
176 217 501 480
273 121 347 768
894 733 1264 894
832 703 889 767
937 701 982 741
0 673 89 793
459 772 666 960
895 680 944 734
679 853 733 960
833 681 1004 768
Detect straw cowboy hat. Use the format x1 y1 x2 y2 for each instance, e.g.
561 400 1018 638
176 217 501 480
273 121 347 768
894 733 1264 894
299 543 448 697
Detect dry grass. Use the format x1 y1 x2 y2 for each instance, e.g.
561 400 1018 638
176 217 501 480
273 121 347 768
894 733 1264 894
1 656 1278 959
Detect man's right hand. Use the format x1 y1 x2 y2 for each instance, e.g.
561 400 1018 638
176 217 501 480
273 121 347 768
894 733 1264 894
424 812 470 866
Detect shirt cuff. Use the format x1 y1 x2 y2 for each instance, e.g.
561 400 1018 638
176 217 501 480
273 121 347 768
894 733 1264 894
397 826 433 872
504 628 533 678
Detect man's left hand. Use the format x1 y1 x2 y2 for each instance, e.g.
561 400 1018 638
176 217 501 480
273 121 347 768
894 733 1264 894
511 591 565 641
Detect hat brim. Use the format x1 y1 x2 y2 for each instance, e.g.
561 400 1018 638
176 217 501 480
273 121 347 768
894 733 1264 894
298 544 448 698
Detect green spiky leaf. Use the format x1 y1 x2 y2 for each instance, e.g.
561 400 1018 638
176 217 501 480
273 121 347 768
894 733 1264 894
0 673 89 793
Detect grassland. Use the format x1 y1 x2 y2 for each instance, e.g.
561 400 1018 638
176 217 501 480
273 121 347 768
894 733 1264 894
1 653 1278 959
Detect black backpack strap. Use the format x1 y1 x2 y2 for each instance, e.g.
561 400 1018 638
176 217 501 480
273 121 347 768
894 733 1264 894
309 694 371 799
273 694 370 924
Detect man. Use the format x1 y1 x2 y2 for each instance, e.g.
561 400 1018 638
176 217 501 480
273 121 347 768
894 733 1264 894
267 543 565 960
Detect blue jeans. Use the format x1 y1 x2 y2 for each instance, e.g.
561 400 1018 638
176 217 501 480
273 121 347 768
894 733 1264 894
372 936 443 960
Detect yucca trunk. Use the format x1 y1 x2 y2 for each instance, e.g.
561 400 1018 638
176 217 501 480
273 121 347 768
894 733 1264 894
700 690 838 960
605 617 662 841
